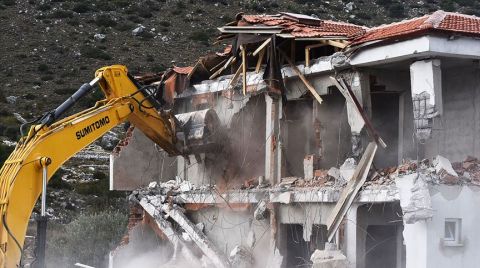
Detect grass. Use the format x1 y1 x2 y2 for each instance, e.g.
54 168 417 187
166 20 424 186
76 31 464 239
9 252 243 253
0 143 14 166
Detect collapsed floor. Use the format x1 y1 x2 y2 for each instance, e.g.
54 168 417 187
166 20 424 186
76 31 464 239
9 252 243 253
110 11 480 268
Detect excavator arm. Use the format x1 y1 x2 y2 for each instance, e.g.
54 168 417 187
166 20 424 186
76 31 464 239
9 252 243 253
0 65 182 267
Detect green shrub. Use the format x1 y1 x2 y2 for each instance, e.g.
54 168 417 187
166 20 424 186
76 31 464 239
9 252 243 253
48 169 72 190
126 14 143 23
38 63 49 72
0 89 6 103
189 30 211 45
115 22 134 31
46 211 128 267
80 46 111 60
72 2 90 13
0 143 14 166
41 75 54 81
159 20 171 27
137 8 152 18
95 14 117 27
37 3 51 11
388 3 405 18
49 10 74 19
1 0 15 6
24 93 36 100
440 0 455 11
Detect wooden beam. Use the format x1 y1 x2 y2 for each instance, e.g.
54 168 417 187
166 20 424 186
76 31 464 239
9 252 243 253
255 48 265 73
326 142 378 242
319 39 347 49
209 58 228 73
305 44 328 67
278 49 323 104
253 38 271 56
228 63 243 89
241 45 247 95
209 56 236 80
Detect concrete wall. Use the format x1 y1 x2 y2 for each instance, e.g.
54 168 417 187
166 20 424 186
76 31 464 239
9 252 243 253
424 66 480 161
110 128 177 190
426 185 480 268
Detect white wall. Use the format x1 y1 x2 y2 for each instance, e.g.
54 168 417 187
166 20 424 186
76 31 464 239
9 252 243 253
426 185 480 268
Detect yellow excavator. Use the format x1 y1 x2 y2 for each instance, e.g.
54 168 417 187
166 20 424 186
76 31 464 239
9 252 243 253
0 65 198 268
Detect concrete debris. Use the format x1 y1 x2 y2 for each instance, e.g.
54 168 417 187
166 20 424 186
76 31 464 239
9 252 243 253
433 155 458 184
266 247 283 268
327 167 340 181
229 245 254 268
403 173 434 224
254 199 268 220
246 230 256 248
196 222 205 233
182 231 192 242
274 192 292 204
304 155 315 180
310 244 347 268
179 180 193 192
339 158 356 182
148 181 157 189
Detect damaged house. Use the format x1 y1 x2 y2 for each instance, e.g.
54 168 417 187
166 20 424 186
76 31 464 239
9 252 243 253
109 10 480 268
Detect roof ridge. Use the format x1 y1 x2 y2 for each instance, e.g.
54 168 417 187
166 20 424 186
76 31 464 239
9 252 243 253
366 14 430 31
424 10 447 28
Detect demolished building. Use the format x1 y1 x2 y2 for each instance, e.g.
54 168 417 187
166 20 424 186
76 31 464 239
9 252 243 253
109 10 480 268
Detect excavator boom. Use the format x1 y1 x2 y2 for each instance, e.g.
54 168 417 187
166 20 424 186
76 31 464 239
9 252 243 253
0 65 182 267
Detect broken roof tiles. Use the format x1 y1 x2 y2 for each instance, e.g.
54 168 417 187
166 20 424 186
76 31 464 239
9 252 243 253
352 10 480 45
240 13 366 38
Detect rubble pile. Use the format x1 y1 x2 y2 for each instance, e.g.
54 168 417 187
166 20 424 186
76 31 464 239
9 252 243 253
365 155 480 187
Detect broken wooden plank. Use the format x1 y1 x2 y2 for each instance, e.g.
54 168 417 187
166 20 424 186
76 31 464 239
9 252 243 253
330 76 387 148
209 56 236 80
227 63 243 90
278 49 323 104
253 38 271 56
319 39 348 49
168 208 231 268
326 142 378 242
241 45 247 95
255 48 265 73
209 58 228 73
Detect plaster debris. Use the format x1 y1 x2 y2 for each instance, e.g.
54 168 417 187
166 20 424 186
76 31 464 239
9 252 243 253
402 173 434 224
254 199 268 220
310 245 347 268
433 155 459 184
229 245 254 268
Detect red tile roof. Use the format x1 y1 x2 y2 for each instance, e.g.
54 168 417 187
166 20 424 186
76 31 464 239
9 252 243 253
352 11 480 45
241 14 366 38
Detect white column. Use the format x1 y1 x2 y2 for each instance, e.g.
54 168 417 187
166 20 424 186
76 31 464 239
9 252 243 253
344 203 359 268
409 59 442 141
265 94 282 185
